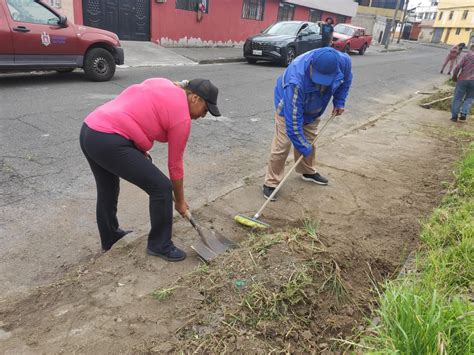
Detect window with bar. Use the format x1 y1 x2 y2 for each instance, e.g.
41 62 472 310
242 0 265 21
309 9 322 23
336 14 346 24
277 3 294 22
176 0 208 13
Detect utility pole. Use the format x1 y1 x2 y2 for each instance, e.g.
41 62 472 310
397 0 410 43
385 0 402 50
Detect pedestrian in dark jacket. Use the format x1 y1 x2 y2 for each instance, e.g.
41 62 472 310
451 44 474 122
321 17 334 47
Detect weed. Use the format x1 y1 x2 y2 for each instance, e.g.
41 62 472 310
320 260 349 305
152 286 179 301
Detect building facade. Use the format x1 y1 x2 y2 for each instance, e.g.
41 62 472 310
413 1 438 43
356 0 405 19
432 0 474 45
71 0 358 46
352 0 405 44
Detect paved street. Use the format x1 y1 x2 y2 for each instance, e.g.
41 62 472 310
0 43 447 295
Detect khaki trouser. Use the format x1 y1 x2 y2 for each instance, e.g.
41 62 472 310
264 113 320 188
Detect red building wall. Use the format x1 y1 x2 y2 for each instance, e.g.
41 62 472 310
151 0 278 45
73 1 351 46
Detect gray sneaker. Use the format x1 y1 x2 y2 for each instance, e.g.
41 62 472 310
302 173 329 185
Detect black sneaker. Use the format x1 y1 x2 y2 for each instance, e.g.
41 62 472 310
147 246 186 262
302 173 329 185
460 114 467 121
263 185 277 201
451 117 458 122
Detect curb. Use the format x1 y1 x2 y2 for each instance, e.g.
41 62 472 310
379 48 407 53
198 57 247 64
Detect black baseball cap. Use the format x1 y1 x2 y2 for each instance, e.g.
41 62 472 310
188 78 221 117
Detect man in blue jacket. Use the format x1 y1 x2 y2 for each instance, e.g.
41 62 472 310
263 47 352 200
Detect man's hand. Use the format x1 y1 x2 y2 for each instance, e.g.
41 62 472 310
332 107 345 116
174 200 189 217
452 74 458 82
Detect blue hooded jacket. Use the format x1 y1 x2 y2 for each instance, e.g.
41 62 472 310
274 47 352 157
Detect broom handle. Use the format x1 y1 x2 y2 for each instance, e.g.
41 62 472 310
254 113 337 219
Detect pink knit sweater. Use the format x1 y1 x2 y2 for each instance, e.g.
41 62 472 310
85 78 191 180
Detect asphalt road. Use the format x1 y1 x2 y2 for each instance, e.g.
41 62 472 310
0 43 447 295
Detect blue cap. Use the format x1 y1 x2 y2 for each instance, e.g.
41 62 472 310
311 48 338 86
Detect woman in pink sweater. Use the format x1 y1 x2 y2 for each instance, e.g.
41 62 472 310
79 78 221 261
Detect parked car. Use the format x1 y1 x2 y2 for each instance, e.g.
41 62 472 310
0 0 124 81
244 21 323 66
332 24 372 55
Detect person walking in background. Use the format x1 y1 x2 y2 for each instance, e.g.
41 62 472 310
451 44 474 122
441 43 466 75
320 17 334 47
262 47 352 201
80 78 221 261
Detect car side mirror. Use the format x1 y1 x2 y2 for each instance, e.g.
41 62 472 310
58 15 68 27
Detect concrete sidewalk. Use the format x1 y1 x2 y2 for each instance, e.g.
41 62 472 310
120 41 197 67
120 41 244 67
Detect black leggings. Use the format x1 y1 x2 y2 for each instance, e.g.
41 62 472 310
79 123 173 253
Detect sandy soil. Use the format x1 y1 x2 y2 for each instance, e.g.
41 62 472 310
0 96 472 353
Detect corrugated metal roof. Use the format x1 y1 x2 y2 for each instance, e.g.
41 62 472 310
285 0 358 18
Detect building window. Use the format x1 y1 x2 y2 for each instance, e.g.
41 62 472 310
462 10 469 20
455 28 461 35
336 14 346 24
277 2 294 21
449 11 454 20
176 0 208 13
371 0 405 10
439 11 443 20
309 8 322 23
242 0 265 21
46 0 61 8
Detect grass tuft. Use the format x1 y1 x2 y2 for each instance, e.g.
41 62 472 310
360 142 474 354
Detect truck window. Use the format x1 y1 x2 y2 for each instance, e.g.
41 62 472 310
7 0 59 25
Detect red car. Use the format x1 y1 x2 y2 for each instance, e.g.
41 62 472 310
332 24 372 55
0 0 124 81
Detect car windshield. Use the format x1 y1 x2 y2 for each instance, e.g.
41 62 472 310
334 24 355 36
263 22 302 36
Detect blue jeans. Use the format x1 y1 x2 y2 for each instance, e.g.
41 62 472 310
451 80 474 118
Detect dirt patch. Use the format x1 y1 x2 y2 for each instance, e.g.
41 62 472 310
0 100 472 353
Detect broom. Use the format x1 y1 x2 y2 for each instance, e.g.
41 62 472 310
234 112 337 229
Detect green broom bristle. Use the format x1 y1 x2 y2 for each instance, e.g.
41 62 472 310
234 214 270 229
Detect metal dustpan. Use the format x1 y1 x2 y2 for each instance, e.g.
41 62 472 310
185 211 235 262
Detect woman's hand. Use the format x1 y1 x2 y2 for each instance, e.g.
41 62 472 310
174 199 189 216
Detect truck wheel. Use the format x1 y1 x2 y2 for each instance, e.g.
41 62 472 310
359 43 367 55
83 48 115 82
283 47 296 66
344 44 350 54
